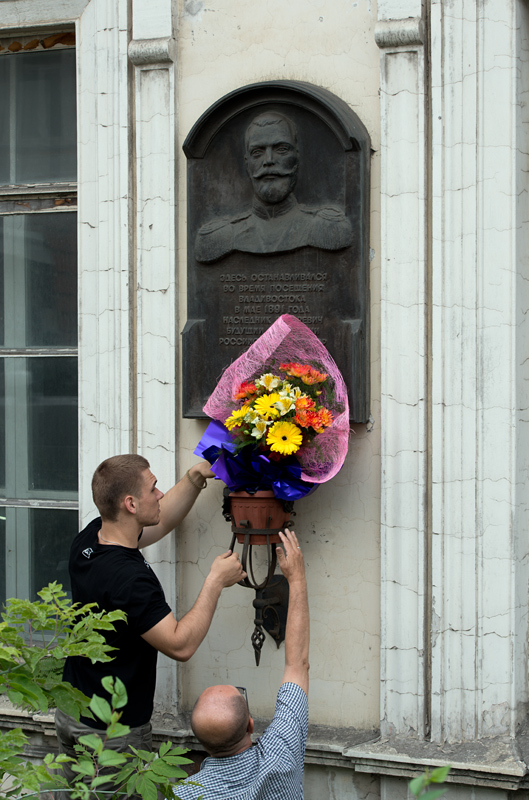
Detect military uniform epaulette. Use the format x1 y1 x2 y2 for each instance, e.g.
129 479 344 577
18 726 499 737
195 217 233 263
303 205 354 250
195 211 255 262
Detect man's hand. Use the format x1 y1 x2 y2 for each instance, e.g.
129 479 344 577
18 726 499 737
276 528 306 584
209 550 246 588
189 461 216 483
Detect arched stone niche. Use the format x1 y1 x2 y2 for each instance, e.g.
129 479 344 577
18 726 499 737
182 80 371 422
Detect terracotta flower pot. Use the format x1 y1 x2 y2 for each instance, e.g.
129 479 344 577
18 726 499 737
228 490 292 544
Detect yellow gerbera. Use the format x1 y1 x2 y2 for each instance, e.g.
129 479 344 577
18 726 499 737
266 421 303 455
225 407 249 430
254 393 281 420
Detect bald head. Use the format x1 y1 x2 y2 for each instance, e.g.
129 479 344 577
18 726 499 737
191 685 251 757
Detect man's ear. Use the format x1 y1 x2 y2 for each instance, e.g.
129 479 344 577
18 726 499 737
123 494 137 515
248 716 255 735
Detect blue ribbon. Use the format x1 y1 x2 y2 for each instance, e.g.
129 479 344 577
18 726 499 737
194 420 318 501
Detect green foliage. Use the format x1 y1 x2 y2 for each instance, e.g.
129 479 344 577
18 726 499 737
39 677 193 800
409 766 451 800
0 581 126 720
0 583 196 800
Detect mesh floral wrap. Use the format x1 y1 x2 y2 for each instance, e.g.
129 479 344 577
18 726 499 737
203 314 349 482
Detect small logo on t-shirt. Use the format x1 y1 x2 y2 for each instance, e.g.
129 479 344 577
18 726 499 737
143 559 150 569
82 547 94 559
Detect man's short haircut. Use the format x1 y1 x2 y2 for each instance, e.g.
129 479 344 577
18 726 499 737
245 111 298 150
191 693 249 756
92 454 150 522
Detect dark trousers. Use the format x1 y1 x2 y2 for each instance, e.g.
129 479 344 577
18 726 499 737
54 707 153 800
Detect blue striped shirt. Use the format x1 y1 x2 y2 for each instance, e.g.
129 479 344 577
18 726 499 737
175 682 308 800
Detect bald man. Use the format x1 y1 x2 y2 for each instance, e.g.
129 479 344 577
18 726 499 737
177 527 309 800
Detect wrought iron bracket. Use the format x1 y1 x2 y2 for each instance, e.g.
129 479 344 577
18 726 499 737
251 575 289 665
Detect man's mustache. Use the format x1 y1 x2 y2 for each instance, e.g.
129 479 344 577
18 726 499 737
253 168 297 179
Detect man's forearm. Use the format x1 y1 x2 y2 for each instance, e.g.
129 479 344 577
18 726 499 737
284 577 309 670
141 574 223 661
281 572 310 694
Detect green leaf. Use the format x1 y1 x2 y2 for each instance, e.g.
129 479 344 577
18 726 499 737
78 733 104 755
90 776 113 789
409 775 427 796
98 749 128 767
106 721 130 739
49 683 91 721
71 760 96 778
136 774 158 800
430 766 451 783
89 694 112 724
101 674 128 709
126 773 138 796
419 790 447 800
165 755 194 765
150 760 188 779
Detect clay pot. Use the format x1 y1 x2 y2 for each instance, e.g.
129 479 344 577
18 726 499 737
228 490 292 544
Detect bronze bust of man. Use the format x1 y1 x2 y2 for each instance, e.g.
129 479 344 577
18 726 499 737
195 111 353 263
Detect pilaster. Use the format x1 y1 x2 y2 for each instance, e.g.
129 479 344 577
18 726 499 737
429 0 529 742
128 0 179 716
376 6 428 738
77 0 132 524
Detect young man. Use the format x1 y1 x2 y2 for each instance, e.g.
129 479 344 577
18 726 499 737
55 454 245 776
177 527 309 800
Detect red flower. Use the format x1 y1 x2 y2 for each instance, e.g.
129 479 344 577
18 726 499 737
234 381 257 400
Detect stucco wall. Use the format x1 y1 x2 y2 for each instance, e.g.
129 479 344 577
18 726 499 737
175 0 382 729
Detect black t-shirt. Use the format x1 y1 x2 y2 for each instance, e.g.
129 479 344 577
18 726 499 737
63 518 171 728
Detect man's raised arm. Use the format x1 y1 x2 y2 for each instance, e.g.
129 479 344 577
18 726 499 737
140 462 215 548
141 549 245 661
276 528 310 696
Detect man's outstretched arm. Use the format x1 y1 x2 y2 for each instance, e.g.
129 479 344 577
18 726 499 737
140 462 215 548
276 528 310 696
141 550 245 661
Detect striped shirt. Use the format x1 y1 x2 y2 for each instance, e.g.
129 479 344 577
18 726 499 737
176 682 308 800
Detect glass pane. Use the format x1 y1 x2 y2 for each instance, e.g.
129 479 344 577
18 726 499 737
15 50 76 184
0 362 5 492
30 507 77 600
0 220 3 346
27 357 78 493
0 511 5 608
0 213 77 348
25 213 77 346
0 58 9 185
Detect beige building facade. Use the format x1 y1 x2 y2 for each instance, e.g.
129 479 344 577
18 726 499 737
0 0 528 798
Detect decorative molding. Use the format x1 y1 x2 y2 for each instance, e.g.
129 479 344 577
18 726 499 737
374 17 424 49
7 708 529 793
128 36 176 65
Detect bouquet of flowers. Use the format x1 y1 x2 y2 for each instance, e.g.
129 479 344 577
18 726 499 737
195 315 350 500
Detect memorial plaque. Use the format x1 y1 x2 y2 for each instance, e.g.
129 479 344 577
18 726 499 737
182 81 370 422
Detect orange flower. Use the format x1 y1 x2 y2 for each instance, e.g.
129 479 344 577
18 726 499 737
280 362 310 378
234 381 257 400
300 367 328 385
305 408 333 433
295 395 315 409
294 407 312 429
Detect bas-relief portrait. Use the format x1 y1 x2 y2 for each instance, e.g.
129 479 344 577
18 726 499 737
195 111 353 264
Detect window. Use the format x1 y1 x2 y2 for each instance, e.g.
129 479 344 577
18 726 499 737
0 31 78 603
